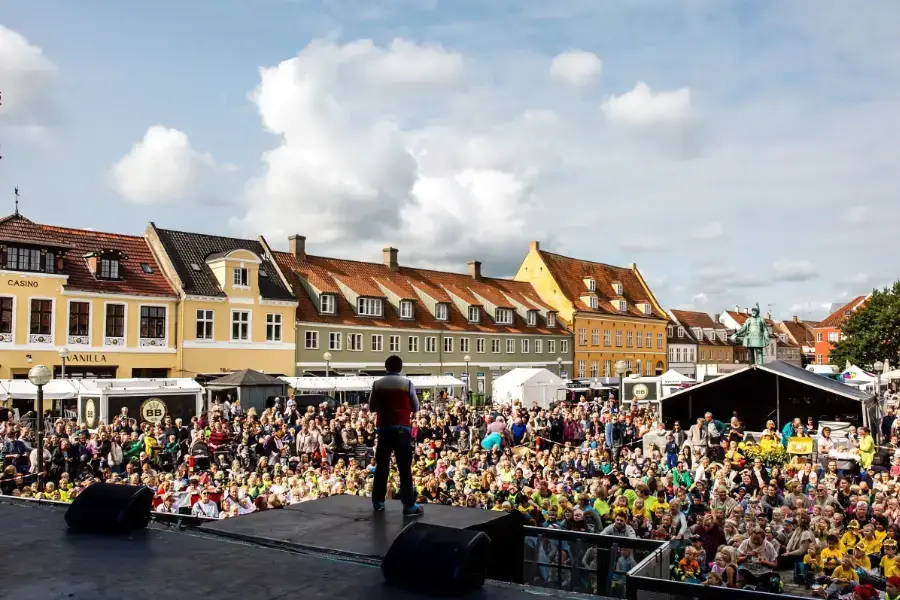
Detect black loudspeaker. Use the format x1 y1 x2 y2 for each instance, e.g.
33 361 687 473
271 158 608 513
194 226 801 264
65 483 154 534
381 522 491 596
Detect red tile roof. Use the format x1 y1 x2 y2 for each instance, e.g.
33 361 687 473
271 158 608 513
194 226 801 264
778 320 816 347
536 250 664 319
0 214 175 298
817 296 867 329
271 250 565 335
725 310 748 325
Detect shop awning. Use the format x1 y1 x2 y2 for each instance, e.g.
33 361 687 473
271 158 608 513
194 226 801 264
1 379 83 400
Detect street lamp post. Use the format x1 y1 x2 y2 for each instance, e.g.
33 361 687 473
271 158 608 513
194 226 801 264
464 355 471 402
58 346 70 379
323 351 332 378
614 360 627 407
556 356 563 378
875 360 885 398
28 364 52 491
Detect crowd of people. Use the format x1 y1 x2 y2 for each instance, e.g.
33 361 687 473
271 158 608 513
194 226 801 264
3 385 900 599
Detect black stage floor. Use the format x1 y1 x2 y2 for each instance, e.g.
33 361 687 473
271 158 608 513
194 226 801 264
0 500 579 600
204 495 513 560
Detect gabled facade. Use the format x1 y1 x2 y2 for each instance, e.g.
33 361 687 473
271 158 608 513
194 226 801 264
670 310 735 365
665 319 699 377
814 295 868 365
145 225 297 377
775 317 816 366
265 235 573 397
0 213 178 379
515 242 668 378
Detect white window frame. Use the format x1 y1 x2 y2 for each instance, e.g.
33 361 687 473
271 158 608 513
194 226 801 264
371 334 384 352
103 301 127 347
586 279 596 291
460 337 470 353
27 296 55 344
196 309 214 341
615 330 622 346
657 333 664 349
495 308 513 325
678 327 684 338
0 295 15 344
547 313 556 327
626 331 633 347
389 335 401 352
617 299 627 312
603 360 611 377
548 340 556 354
399 300 414 319
827 331 839 343
506 338 515 354
561 339 569 353
590 361 598 377
408 336 419 353
521 338 529 353
588 296 598 309
305 330 319 349
535 339 543 353
138 303 169 347
348 333 363 351
578 328 587 345
476 338 485 353
642 303 652 315
491 339 501 354
527 311 537 327
266 313 282 342
230 310 251 341
435 303 449 321
577 360 586 378
603 330 611 346
320 294 336 314
646 332 652 348
591 329 599 345
233 267 249 288
425 336 437 353
468 306 480 323
613 282 623 295
444 336 454 353
357 297 383 317
667 325 674 337
65 299 92 346
329 331 342 351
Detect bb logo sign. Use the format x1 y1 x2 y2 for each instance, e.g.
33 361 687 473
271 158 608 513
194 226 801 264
632 383 650 401
84 398 97 429
140 398 167 424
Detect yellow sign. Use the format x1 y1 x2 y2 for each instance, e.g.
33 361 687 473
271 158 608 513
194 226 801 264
140 398 167 424
633 383 649 400
84 398 97 428
787 436 814 455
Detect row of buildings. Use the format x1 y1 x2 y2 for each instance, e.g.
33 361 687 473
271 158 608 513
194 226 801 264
0 210 856 396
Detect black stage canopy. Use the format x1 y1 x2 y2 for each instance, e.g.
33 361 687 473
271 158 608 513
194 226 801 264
661 360 877 433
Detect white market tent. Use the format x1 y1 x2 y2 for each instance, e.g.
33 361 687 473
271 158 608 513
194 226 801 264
842 365 877 387
659 369 696 385
490 368 565 409
0 379 82 400
280 375 465 394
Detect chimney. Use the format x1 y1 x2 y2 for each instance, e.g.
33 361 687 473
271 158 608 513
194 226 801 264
766 311 772 321
529 240 540 252
383 247 399 271
714 313 720 324
288 235 306 261
734 304 740 312
793 315 799 323
468 260 482 281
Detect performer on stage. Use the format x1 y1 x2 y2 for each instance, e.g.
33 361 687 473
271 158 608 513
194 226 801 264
369 355 424 517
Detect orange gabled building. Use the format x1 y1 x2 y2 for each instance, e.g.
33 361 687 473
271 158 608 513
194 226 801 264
814 296 869 365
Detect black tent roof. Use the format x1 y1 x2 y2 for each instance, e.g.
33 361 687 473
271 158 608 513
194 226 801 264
206 369 285 387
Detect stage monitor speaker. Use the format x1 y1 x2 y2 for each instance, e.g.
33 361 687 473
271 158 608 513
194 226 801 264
65 483 154 534
381 521 491 596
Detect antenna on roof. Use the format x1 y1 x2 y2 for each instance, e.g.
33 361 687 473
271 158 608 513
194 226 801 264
14 186 19 216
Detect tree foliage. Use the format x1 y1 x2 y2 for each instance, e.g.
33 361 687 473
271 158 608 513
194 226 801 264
828 281 900 369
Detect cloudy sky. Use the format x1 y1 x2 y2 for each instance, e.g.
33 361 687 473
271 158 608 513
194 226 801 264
2 0 898 321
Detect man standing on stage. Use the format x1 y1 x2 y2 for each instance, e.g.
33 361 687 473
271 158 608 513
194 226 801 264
370 355 423 517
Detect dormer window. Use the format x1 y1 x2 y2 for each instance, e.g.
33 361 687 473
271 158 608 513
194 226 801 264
320 294 336 314
435 303 449 321
678 327 684 338
667 325 674 337
233 267 249 287
612 281 623 296
357 297 383 317
99 257 120 280
527 310 537 327
588 296 598 309
495 308 514 325
585 278 596 292
3 246 57 274
641 303 652 315
693 328 703 340
468 306 480 323
547 312 557 327
616 299 627 312
399 300 414 319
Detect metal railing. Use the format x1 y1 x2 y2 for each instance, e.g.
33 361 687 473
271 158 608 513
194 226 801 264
523 525 665 597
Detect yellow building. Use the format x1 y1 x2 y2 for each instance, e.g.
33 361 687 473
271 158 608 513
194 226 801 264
0 213 178 380
514 242 668 378
145 225 297 378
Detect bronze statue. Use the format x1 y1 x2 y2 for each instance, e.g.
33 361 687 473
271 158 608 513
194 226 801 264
730 304 770 365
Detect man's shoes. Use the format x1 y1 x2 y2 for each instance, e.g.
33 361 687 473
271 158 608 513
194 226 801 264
373 502 385 512
402 503 424 517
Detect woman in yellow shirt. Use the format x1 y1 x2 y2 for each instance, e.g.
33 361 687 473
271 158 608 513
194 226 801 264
859 427 875 469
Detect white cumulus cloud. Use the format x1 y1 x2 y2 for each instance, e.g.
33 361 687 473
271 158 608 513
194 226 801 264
601 82 693 127
0 25 58 134
109 126 222 205
549 51 602 86
366 39 464 85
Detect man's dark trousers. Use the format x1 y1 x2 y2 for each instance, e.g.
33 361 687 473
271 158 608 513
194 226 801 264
373 426 415 507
